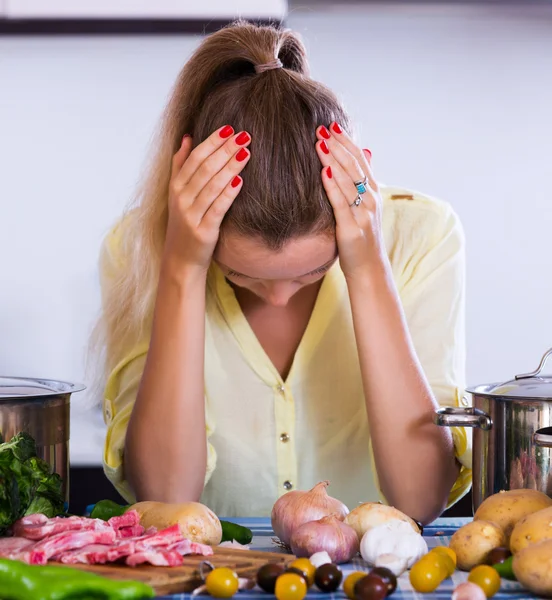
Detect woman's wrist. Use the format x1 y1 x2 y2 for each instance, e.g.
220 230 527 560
159 253 209 289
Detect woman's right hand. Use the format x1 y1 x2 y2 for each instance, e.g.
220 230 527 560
163 125 251 274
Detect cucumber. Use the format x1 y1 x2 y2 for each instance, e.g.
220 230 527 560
220 520 253 545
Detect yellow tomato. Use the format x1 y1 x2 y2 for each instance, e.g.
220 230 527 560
275 573 308 600
205 568 239 598
343 571 367 600
289 558 316 587
468 565 501 598
409 559 447 593
423 550 455 578
432 546 457 571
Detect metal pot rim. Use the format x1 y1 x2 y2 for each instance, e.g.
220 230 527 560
0 376 85 400
466 383 552 401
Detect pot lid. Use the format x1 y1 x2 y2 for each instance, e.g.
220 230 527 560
469 348 552 399
0 377 85 399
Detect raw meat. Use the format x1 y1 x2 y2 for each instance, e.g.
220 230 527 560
126 550 184 567
168 539 214 556
13 514 110 540
117 525 145 538
134 524 183 550
30 528 117 563
108 510 140 531
0 537 34 554
58 544 113 565
6 512 214 567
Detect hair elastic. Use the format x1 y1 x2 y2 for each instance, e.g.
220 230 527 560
254 58 283 74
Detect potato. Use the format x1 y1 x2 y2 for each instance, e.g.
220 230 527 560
513 539 552 597
510 505 552 554
448 520 506 571
130 501 222 545
344 502 420 541
474 489 552 544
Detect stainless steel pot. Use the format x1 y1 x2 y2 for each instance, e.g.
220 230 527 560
0 377 85 504
435 348 552 513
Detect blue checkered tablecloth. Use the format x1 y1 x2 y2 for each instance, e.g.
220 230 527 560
157 518 542 600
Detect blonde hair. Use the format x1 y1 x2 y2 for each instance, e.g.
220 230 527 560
93 20 351 393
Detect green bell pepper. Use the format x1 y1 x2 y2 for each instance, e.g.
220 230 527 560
0 558 155 600
90 500 131 521
493 555 516 580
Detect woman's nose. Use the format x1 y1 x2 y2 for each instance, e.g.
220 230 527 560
262 282 300 307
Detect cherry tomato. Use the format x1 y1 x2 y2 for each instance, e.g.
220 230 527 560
369 567 397 594
314 564 343 592
205 567 239 598
353 574 388 600
275 573 308 600
343 572 367 600
409 559 447 593
485 547 511 566
468 565 501 598
432 546 457 571
289 558 315 587
257 563 285 593
422 550 455 578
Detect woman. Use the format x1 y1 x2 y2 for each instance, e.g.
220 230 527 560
98 21 472 523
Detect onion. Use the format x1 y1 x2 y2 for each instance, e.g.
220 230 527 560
271 481 349 546
290 514 359 564
452 582 486 600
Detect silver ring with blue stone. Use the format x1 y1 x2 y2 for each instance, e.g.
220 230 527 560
354 175 369 194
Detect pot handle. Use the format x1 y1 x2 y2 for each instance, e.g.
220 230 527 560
534 427 552 448
434 407 492 431
515 347 552 380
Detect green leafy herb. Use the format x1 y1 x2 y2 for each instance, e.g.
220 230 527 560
0 433 65 534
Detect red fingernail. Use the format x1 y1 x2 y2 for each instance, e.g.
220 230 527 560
363 148 372 158
332 122 342 134
231 175 242 188
320 126 331 140
326 166 332 179
236 148 249 162
182 134 190 143
219 125 234 139
235 131 251 145
320 140 330 155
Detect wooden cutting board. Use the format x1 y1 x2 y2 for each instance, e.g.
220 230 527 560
64 547 295 596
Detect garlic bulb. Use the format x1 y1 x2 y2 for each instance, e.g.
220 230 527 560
374 553 408 577
345 502 420 542
360 519 428 569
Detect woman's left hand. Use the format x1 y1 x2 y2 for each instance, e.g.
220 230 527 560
316 123 386 280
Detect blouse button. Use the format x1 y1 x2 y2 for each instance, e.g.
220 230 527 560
280 433 290 443
283 480 293 491
276 385 285 394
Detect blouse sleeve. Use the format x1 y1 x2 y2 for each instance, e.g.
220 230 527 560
99 227 217 503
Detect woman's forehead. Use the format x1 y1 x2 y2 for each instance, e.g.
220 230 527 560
214 233 337 280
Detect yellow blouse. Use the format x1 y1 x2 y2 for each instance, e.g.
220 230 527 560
101 185 473 517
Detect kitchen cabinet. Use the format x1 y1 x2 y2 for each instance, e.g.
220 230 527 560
0 0 287 33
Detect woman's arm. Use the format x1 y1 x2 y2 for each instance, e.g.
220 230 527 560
124 265 209 502
123 126 252 502
347 249 460 524
315 123 462 523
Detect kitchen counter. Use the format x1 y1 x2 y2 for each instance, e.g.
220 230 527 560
156 518 543 600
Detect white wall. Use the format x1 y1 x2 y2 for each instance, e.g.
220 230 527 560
1 3 551 464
